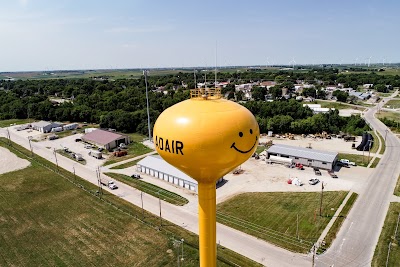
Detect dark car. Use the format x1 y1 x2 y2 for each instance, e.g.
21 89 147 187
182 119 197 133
313 168 321 175
131 174 141 179
75 138 82 142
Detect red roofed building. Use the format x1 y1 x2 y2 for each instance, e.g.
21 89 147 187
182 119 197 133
82 129 130 150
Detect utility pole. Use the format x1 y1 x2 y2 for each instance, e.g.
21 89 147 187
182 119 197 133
53 148 59 171
296 214 299 239
319 182 324 216
73 165 76 183
141 191 144 219
181 239 185 264
158 191 162 227
311 244 316 267
144 70 152 143
28 136 33 157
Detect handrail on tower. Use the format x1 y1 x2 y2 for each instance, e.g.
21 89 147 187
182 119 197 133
190 88 221 100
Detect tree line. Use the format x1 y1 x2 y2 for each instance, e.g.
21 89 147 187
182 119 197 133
1 68 389 135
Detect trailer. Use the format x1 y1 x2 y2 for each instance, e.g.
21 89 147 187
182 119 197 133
268 155 293 165
89 150 102 159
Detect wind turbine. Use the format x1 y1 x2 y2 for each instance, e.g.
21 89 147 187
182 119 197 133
355 57 359 66
266 57 270 68
368 56 372 67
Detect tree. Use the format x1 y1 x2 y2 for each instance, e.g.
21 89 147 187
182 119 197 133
374 84 388 93
252 86 267 101
269 86 282 99
332 90 348 102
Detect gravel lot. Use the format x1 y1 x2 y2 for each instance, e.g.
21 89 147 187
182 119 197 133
0 146 30 174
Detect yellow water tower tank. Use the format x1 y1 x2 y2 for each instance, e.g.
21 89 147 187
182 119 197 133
153 88 259 267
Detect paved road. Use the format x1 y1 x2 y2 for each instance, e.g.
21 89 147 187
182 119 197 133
0 128 310 267
317 93 400 266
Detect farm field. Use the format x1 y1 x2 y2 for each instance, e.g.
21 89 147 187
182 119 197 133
216 191 349 253
0 138 260 267
372 202 400 267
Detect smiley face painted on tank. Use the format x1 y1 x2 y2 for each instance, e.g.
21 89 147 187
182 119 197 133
230 128 258 154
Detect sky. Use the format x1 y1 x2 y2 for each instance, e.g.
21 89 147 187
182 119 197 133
1 0 399 72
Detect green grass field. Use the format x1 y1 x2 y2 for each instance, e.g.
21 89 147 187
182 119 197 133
216 191 348 253
369 131 380 154
338 152 380 168
0 138 261 267
322 193 358 250
394 175 400 197
313 100 355 110
0 118 32 128
105 172 189 206
372 202 400 267
376 111 400 133
103 141 153 166
109 158 143 169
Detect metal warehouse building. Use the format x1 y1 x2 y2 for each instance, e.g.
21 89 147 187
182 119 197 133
137 155 198 192
82 129 130 150
136 155 224 192
266 144 338 170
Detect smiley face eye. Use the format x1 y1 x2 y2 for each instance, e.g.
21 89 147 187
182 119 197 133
239 132 243 137
250 129 253 134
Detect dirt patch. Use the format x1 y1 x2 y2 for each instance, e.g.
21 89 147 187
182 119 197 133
0 147 30 175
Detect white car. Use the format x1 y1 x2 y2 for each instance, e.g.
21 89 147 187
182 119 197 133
108 181 118 190
340 159 356 166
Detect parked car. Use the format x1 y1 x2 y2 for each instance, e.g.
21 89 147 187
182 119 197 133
75 138 81 142
84 144 92 149
309 178 320 185
131 173 141 179
340 159 356 166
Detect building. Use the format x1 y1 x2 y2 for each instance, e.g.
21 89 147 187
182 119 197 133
266 144 338 170
136 155 224 192
303 104 335 114
137 155 198 191
63 123 78 130
349 91 371 100
31 121 62 133
81 129 130 150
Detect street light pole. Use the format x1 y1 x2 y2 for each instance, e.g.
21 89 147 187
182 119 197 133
53 148 59 171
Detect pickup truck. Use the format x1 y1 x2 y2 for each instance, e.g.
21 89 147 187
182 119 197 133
339 159 356 166
100 178 118 190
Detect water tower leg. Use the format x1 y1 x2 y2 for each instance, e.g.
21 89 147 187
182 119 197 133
198 182 217 267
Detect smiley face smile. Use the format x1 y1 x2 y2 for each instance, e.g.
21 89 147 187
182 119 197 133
230 129 258 154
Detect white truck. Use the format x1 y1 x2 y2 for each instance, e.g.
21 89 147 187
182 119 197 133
99 177 118 190
339 159 356 166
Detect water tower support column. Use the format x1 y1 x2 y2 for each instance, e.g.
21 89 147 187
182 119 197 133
198 182 217 267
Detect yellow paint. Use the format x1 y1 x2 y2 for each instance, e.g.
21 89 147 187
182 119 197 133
153 97 259 267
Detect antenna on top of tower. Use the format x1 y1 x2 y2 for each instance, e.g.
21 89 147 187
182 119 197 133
215 41 218 88
194 69 197 88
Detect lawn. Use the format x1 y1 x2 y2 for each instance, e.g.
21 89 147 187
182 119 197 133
394 175 400 197
369 131 380 154
110 157 143 169
56 149 87 165
103 141 153 166
385 100 400 109
322 193 358 251
338 153 377 168
313 100 355 110
105 172 189 206
256 145 266 154
216 191 348 253
0 118 32 128
372 202 400 267
376 130 386 154
376 111 400 133
0 138 261 267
